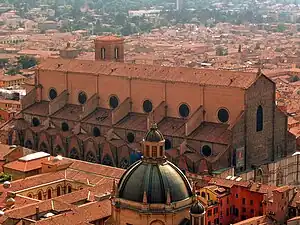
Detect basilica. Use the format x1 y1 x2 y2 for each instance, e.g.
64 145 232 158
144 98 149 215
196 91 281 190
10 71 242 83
0 35 296 175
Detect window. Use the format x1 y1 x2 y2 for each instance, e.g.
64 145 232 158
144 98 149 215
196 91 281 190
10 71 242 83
242 198 246 204
114 47 119 59
236 194 238 198
226 208 229 216
78 91 87 105
235 208 239 217
201 192 206 198
256 105 263 131
143 100 153 113
152 146 157 157
28 194 33 198
241 215 247 220
250 200 253 205
93 127 100 137
47 189 52 199
227 197 229 204
208 210 212 216
217 108 229 123
109 95 119 109
179 103 190 118
49 88 57 100
56 186 61 196
214 207 218 214
201 145 212 157
101 48 105 59
214 218 219 225
242 207 246 212
220 200 222 206
165 139 172 150
61 122 69 132
32 117 40 127
146 145 150 156
250 209 254 214
208 222 211 225
68 185 72 193
38 191 42 200
159 146 163 156
127 132 135 143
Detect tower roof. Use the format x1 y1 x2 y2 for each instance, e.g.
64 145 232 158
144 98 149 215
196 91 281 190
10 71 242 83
190 199 205 214
144 123 164 142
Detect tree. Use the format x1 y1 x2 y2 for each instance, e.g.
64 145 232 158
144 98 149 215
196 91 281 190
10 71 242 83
18 55 38 69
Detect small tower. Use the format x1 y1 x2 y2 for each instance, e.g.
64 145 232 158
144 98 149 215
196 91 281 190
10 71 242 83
142 123 165 160
190 199 205 225
94 36 125 62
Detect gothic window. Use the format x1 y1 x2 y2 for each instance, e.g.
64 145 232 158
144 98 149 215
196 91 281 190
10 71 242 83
49 88 57 100
69 148 80 160
103 154 113 166
159 146 163 156
61 122 69 132
165 139 172 150
256 105 263 132
32 117 40 127
54 145 63 156
86 151 97 163
47 189 52 199
217 108 229 123
101 48 105 59
179 103 190 118
127 132 135 143
40 142 48 153
78 91 87 105
93 127 100 137
114 47 119 59
120 158 129 169
67 185 72 193
143 100 153 113
38 191 42 200
256 168 263 183
201 145 212 157
146 145 150 157
25 140 33 149
109 95 119 109
56 186 61 196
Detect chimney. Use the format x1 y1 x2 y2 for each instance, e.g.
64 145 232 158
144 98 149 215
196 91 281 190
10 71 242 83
35 206 39 221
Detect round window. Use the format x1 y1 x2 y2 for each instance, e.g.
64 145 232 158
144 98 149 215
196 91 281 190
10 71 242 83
109 95 119 109
143 100 153 113
217 108 229 123
179 103 190 118
78 91 87 105
127 132 135 143
93 127 100 137
49 88 57 100
61 122 69 132
165 139 172 150
32 117 40 127
201 145 212 157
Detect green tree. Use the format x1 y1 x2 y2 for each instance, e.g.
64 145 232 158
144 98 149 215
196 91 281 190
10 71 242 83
18 55 38 69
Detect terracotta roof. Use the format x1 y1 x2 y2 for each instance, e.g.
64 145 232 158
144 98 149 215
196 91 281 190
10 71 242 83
82 107 112 126
22 101 49 116
38 58 261 89
52 104 83 121
0 144 16 160
114 113 148 132
0 74 26 81
4 156 53 172
0 99 21 105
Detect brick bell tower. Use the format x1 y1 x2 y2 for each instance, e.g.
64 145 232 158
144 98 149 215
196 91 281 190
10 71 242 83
94 36 125 62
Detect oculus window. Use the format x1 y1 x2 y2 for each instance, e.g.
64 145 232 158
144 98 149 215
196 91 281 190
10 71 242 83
127 132 135 143
61 122 69 132
78 91 87 105
143 100 153 113
93 127 100 137
49 88 57 100
217 108 229 123
179 103 190 118
109 95 119 109
201 145 212 157
32 117 40 127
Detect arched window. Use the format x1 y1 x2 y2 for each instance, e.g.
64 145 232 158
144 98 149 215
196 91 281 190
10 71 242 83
69 148 80 160
28 194 33 198
256 105 263 132
86 151 97 163
25 140 33 149
114 47 119 59
67 185 72 193
102 154 113 166
101 48 106 59
56 186 61 196
47 189 52 199
38 191 42 200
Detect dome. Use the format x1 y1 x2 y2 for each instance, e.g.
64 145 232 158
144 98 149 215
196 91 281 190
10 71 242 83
145 123 164 142
118 160 192 204
190 200 205 214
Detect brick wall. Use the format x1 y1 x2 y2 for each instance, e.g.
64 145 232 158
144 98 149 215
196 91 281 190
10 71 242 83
245 75 275 169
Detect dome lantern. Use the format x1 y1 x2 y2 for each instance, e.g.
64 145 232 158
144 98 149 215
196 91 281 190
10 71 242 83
142 123 165 160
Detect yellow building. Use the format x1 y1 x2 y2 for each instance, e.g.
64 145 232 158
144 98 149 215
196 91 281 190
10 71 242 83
0 74 26 87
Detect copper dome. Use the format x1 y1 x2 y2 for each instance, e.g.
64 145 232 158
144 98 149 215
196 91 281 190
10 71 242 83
145 123 164 142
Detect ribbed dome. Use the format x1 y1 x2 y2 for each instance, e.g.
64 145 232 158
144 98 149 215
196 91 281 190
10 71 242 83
190 200 205 214
118 160 193 204
145 123 164 142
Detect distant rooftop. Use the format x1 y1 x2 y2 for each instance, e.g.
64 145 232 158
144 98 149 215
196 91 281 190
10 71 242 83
18 151 50 162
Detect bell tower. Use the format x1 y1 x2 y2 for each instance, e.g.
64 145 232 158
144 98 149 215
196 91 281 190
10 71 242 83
94 36 125 62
